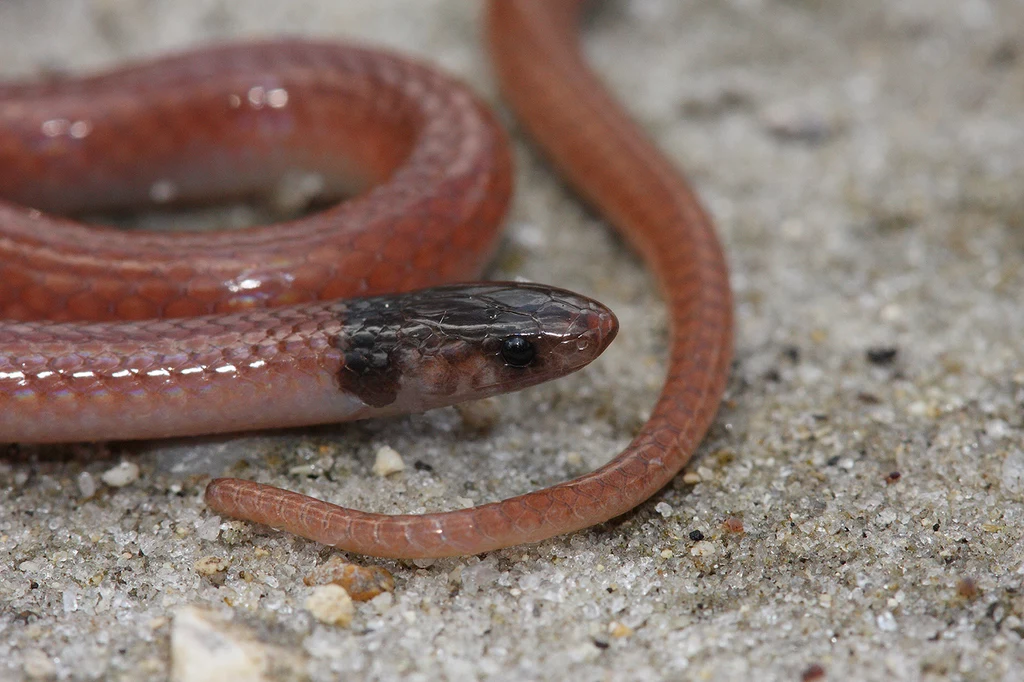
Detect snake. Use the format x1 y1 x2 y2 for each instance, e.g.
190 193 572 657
0 0 733 558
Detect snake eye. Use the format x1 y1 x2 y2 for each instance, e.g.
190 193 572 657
500 335 536 367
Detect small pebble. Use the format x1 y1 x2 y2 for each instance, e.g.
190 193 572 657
956 577 979 600
306 585 355 627
304 556 395 601
801 663 827 681
866 347 899 365
194 556 231 586
885 471 902 485
688 529 705 542
170 607 270 682
100 461 140 487
760 101 836 143
876 611 898 632
372 445 405 477
985 419 1010 439
271 169 326 214
1001 449 1024 494
460 560 500 595
197 516 222 542
76 471 98 498
721 517 744 534
455 397 500 431
608 621 634 638
371 591 394 614
682 472 701 485
690 541 716 558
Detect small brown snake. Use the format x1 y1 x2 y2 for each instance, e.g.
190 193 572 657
0 0 732 558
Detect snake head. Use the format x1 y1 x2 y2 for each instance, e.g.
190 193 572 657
336 282 618 412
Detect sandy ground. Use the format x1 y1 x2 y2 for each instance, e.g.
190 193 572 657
2 0 1024 680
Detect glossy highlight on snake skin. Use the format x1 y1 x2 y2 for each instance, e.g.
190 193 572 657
4 0 733 558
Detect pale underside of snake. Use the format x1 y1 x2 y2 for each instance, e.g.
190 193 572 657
0 0 732 558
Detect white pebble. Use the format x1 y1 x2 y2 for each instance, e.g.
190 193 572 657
372 445 405 477
461 560 500 595
986 419 1010 439
62 589 77 613
77 471 97 498
101 461 140 487
19 559 42 573
271 170 326 213
305 585 355 627
455 398 500 430
371 591 394 614
193 556 230 579
690 541 717 558
170 607 268 682
197 516 222 542
1002 449 1024 494
876 611 898 632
